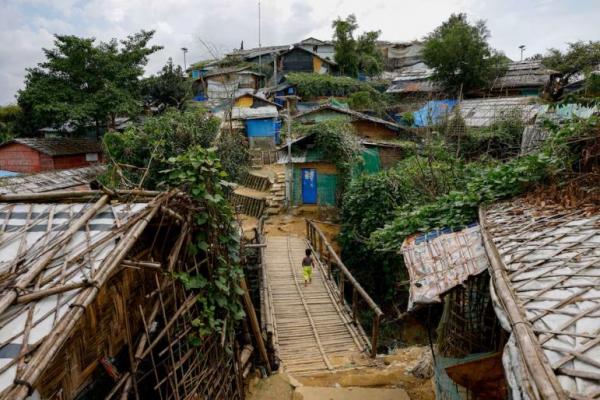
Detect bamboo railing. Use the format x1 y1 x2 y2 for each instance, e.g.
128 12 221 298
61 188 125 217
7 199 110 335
305 219 384 357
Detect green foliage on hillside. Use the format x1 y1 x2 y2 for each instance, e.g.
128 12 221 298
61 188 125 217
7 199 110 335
102 108 220 189
286 73 376 98
422 13 508 95
339 154 471 302
167 147 245 342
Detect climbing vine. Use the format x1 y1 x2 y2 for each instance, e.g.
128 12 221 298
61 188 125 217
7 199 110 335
166 147 246 344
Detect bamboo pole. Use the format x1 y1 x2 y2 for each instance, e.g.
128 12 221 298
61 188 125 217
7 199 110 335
0 194 110 317
16 281 89 304
8 201 161 400
479 206 566 400
240 277 272 374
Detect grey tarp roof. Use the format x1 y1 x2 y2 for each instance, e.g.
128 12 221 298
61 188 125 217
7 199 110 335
458 97 542 127
481 199 600 400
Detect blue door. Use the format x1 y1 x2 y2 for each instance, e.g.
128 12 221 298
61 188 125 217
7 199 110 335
301 168 317 204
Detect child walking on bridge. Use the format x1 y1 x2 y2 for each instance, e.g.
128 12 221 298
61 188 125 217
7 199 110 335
302 249 314 287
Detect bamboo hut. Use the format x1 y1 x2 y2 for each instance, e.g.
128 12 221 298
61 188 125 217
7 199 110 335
481 199 600 400
0 190 248 400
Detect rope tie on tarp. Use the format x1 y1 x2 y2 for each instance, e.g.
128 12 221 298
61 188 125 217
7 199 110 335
13 378 34 396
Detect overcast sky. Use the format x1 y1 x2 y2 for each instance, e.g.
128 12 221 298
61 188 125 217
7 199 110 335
1 0 598 105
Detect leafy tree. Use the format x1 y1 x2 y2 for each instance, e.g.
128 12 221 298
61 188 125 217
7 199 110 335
543 41 600 98
0 105 22 143
422 13 508 95
332 15 383 77
102 107 219 189
17 31 161 136
142 58 192 110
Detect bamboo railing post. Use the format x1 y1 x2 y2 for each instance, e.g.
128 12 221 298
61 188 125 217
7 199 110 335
339 274 345 306
352 288 358 323
371 313 381 358
326 250 332 280
240 277 272 374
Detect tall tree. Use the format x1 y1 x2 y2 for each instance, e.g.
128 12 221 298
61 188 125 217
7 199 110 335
332 15 383 77
141 58 192 110
17 31 162 136
543 41 600 98
422 13 507 95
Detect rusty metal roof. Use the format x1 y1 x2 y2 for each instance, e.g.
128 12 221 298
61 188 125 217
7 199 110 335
0 166 104 194
4 138 103 156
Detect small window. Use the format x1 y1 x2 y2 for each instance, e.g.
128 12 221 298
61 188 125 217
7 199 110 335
86 153 99 162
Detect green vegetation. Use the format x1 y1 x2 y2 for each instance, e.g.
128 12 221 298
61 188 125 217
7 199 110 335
543 41 600 99
167 147 245 343
17 31 161 135
286 72 376 98
422 13 508 95
296 120 363 195
340 154 471 303
141 58 192 109
332 14 384 77
0 105 22 143
102 108 220 189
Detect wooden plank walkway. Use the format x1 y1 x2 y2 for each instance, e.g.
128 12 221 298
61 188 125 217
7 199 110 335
264 235 369 375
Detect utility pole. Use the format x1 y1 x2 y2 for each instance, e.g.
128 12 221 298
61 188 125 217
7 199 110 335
181 47 188 71
519 45 526 62
273 54 277 86
258 0 262 68
286 102 292 208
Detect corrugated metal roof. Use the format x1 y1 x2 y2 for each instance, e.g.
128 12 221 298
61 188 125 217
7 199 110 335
401 224 490 311
3 138 103 156
0 166 104 194
482 199 600 400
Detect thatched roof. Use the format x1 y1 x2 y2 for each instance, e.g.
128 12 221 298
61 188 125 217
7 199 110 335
481 199 600 399
0 190 169 399
0 166 104 195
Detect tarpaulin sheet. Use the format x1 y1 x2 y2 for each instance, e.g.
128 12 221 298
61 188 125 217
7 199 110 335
413 100 458 127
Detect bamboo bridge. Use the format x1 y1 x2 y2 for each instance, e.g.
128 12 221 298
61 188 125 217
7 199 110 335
257 220 383 375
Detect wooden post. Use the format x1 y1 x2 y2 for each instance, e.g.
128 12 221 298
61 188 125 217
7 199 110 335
352 288 358 323
326 251 332 280
240 277 272 374
371 313 381 358
339 275 345 306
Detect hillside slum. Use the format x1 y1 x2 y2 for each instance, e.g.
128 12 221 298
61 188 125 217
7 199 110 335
0 15 599 400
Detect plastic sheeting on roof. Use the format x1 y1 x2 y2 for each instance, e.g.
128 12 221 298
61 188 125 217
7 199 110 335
0 166 104 194
401 224 490 311
537 103 599 121
458 97 542 127
482 200 600 399
215 106 278 121
0 201 149 395
413 100 458 127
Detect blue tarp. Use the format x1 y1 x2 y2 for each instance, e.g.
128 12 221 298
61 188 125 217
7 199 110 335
246 118 278 138
413 99 458 127
0 170 20 178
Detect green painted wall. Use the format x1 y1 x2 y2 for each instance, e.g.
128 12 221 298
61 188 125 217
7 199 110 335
292 166 338 206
